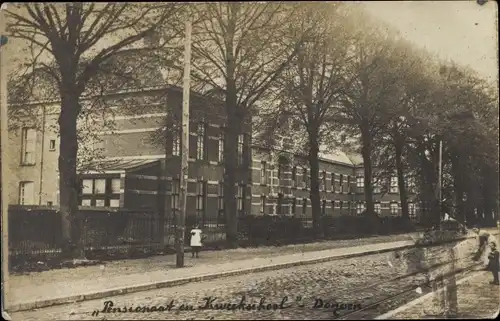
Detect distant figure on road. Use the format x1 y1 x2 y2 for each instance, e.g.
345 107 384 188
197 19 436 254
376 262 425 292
190 224 203 258
472 227 496 267
487 242 499 285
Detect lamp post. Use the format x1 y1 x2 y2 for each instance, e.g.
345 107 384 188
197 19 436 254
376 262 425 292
462 193 467 226
0 28 10 313
437 138 443 222
176 19 191 268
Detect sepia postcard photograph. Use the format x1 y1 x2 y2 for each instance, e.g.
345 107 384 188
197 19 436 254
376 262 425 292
0 1 498 320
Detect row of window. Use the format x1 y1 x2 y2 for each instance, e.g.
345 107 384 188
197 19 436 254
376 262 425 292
171 122 246 164
78 177 246 213
259 163 416 194
20 128 57 165
259 197 417 217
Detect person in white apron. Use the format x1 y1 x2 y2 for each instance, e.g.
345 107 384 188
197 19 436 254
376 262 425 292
190 224 203 258
472 227 497 268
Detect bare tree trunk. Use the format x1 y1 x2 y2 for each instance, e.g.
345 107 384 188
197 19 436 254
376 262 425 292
223 124 239 247
481 166 496 226
417 140 439 227
224 78 240 247
157 160 167 248
308 131 323 238
223 7 240 248
58 90 85 259
450 153 465 222
395 135 409 220
360 127 375 218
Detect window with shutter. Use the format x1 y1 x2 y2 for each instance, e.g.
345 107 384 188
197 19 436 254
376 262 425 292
19 181 35 205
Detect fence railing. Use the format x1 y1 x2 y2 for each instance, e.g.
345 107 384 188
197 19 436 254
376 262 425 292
9 205 494 269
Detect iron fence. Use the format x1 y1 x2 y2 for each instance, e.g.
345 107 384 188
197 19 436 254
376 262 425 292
11 204 479 269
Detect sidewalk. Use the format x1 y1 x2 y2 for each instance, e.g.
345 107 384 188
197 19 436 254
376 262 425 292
7 229 498 313
379 271 500 319
8 233 418 313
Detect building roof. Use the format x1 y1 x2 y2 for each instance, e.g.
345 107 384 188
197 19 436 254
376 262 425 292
346 153 364 166
318 149 356 166
79 158 159 173
253 142 362 167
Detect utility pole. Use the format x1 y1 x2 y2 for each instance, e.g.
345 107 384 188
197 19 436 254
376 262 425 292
437 139 443 223
1 17 10 313
177 19 191 268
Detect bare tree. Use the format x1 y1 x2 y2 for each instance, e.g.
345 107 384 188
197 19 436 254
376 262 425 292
335 9 406 220
6 3 185 259
188 2 312 246
256 3 351 237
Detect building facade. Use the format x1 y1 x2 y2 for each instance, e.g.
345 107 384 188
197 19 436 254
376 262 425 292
8 86 419 222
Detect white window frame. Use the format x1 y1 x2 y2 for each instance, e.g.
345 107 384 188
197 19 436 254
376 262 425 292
95 199 105 207
237 134 244 165
390 202 399 216
390 176 399 193
322 171 327 191
49 139 56 151
356 202 365 215
94 179 106 194
218 182 224 211
260 161 267 185
331 173 336 192
357 176 364 188
277 193 284 215
375 203 381 214
407 177 416 193
196 181 204 211
408 202 416 217
171 179 180 211
81 199 91 206
218 132 224 163
82 179 94 195
196 123 205 160
19 181 35 205
339 174 344 193
21 127 36 165
237 185 244 212
303 168 309 188
109 199 120 208
260 195 266 214
172 128 180 156
111 178 121 194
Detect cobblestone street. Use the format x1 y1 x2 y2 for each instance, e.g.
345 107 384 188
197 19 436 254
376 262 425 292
386 271 499 319
10 233 494 320
12 251 419 320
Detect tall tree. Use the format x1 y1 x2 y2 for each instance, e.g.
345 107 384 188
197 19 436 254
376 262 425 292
435 64 499 224
6 3 185 258
186 2 311 246
256 2 351 237
373 44 438 221
336 9 404 220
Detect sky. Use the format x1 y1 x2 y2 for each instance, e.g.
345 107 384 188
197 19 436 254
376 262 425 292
363 0 498 83
2 2 498 84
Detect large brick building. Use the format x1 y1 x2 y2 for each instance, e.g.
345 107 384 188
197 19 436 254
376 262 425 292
7 42 419 223
8 83 419 223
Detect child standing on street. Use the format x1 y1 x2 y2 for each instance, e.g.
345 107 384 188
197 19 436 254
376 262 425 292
190 224 202 258
487 242 499 285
